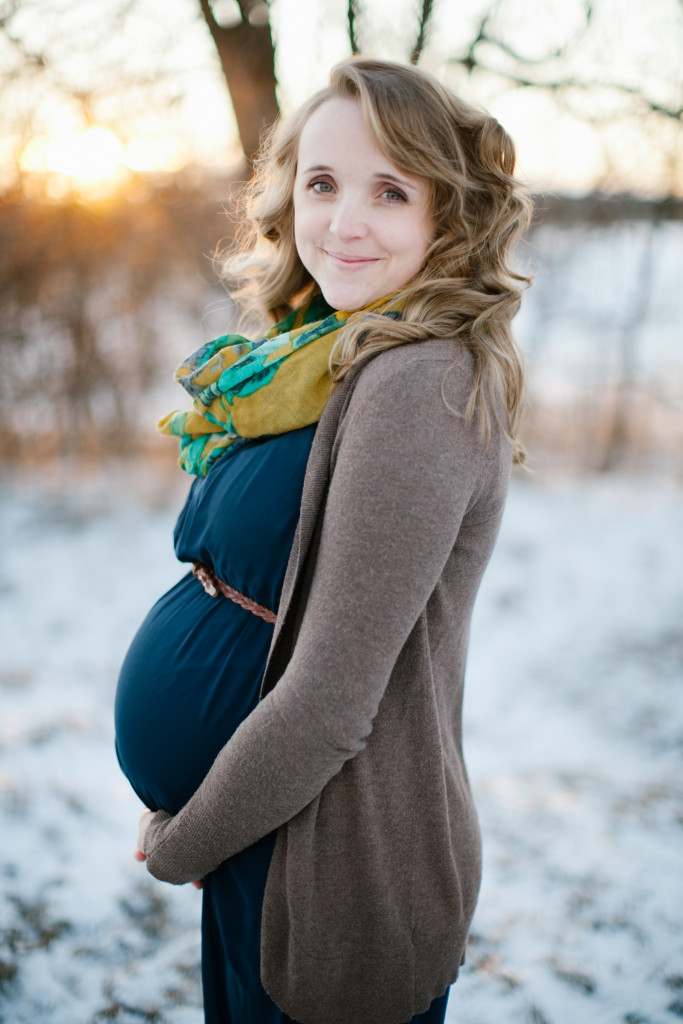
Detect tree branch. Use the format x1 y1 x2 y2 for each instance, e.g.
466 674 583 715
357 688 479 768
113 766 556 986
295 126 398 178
461 6 496 74
198 0 219 36
348 0 360 54
449 56 683 121
0 0 20 27
448 0 681 123
410 0 435 65
2 27 46 68
479 0 594 67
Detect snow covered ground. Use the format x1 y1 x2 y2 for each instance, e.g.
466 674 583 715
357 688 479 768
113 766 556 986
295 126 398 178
0 460 681 1024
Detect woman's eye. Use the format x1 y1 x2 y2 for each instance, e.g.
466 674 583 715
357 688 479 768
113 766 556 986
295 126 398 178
309 180 334 194
381 187 407 203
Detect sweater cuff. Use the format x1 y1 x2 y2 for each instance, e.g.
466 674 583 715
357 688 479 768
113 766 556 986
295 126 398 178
138 808 173 857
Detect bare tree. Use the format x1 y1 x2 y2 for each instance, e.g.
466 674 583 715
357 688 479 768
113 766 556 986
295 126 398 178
598 217 656 471
345 0 436 65
1 0 680 178
0 182 226 456
448 0 682 122
196 0 439 163
196 0 278 166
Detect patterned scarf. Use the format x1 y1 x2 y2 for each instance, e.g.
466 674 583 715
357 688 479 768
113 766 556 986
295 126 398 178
159 293 400 476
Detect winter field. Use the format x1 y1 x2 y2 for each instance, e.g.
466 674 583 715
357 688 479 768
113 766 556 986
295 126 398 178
1 217 683 1023
0 458 681 1024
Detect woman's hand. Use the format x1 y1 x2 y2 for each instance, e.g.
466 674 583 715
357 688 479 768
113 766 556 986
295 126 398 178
135 811 203 889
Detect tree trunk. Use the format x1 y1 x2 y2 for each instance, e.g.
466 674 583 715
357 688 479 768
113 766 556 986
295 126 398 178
597 219 655 472
197 0 280 167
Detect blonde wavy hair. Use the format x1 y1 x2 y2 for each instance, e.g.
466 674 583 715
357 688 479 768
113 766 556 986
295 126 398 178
223 57 532 461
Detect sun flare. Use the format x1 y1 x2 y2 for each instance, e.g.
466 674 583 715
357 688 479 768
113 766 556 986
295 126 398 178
18 126 189 198
46 126 124 181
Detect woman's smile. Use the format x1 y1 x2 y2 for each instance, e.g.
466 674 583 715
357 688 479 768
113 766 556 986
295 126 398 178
323 249 382 268
293 96 434 311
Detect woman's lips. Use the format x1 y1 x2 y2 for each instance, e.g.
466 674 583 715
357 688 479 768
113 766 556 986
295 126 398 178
323 249 381 269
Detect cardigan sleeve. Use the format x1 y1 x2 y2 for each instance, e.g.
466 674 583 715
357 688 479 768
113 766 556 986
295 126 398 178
138 349 499 884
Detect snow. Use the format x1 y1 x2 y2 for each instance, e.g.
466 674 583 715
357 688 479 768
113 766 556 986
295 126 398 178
456 474 683 1024
1 460 682 1024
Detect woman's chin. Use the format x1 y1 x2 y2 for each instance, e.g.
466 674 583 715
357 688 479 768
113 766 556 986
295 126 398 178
318 285 378 313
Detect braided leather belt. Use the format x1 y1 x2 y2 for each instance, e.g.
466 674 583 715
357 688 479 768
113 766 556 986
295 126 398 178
192 561 277 624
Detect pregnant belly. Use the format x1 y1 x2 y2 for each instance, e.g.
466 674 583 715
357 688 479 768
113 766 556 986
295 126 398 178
115 572 274 814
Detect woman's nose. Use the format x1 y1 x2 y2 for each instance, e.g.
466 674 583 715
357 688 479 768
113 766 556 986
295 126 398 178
329 199 368 241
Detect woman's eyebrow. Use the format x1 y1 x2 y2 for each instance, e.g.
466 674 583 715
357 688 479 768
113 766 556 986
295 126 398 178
373 172 419 192
301 165 419 193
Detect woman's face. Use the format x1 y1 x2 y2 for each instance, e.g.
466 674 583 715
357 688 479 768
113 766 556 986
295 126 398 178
292 97 435 311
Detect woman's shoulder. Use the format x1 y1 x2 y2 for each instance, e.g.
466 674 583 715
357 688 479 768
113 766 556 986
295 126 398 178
339 338 510 469
350 337 477 408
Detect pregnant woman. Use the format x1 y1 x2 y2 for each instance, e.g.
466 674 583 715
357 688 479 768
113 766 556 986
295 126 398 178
115 56 531 1024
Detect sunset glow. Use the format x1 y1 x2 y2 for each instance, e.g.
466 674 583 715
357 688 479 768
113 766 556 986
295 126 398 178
48 127 123 180
124 137 188 174
17 126 189 197
2 0 680 199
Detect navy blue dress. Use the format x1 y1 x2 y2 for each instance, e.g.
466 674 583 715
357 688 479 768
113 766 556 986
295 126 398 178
115 425 449 1024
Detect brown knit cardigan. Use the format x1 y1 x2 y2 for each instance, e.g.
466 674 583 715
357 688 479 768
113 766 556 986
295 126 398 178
138 338 512 1024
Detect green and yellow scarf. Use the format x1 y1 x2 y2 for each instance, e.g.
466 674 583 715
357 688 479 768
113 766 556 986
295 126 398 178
159 293 400 476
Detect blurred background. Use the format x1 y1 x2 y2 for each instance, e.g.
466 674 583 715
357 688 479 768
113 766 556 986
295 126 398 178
1 0 682 469
0 1 682 1022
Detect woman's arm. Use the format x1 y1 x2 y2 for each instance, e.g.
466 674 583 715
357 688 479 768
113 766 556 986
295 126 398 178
139 348 501 884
